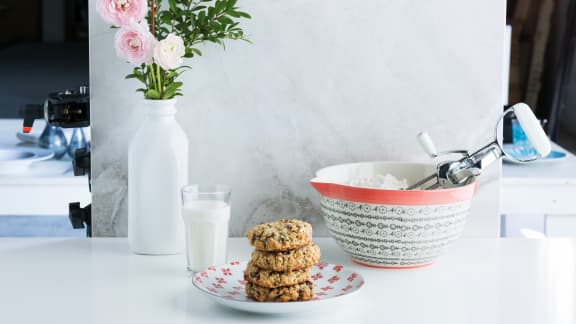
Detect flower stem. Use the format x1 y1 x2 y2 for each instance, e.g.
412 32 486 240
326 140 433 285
149 65 157 92
156 64 163 97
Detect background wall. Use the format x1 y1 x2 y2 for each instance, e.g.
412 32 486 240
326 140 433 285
90 0 505 237
0 0 88 118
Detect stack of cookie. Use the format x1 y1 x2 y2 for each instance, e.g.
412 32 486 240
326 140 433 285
244 219 320 302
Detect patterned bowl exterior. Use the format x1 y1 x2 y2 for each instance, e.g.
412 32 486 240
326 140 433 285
320 196 471 268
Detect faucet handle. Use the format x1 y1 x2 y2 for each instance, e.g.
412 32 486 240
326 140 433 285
511 103 551 158
19 104 43 133
416 132 438 158
417 132 469 159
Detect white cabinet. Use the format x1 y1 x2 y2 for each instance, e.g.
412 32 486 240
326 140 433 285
0 119 91 216
501 143 576 237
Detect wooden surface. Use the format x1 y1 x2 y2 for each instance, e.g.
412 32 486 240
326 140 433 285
525 0 555 108
507 0 557 110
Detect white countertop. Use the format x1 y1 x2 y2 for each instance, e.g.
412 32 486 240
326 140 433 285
1 237 574 324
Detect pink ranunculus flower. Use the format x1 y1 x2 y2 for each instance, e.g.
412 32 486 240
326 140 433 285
114 22 155 66
97 0 147 27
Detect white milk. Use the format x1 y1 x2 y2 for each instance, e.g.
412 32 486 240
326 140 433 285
182 200 230 272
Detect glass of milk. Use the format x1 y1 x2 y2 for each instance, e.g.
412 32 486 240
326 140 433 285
181 185 231 273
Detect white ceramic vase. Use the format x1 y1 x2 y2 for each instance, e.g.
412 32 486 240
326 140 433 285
128 99 188 254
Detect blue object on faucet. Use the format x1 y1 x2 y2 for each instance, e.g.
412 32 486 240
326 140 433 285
67 128 88 158
511 118 538 157
38 124 68 159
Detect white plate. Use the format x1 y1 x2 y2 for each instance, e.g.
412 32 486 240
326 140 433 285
502 144 567 164
16 131 40 144
192 261 365 314
0 146 54 174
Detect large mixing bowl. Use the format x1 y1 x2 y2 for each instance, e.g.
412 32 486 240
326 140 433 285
310 162 477 269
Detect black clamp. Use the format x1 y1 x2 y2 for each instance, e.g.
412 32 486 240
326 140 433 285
69 202 92 237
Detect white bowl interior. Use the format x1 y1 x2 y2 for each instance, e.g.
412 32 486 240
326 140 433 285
314 162 437 187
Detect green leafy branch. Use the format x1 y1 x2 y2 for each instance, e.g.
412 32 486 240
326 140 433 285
126 63 191 99
129 0 251 100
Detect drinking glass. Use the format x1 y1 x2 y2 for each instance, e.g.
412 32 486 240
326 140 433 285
181 185 231 273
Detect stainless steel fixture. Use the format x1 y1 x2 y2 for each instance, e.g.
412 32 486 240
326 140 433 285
408 103 552 190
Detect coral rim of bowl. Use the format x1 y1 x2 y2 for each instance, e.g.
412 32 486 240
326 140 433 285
310 180 477 205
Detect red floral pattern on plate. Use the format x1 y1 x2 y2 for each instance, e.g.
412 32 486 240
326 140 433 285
192 261 365 304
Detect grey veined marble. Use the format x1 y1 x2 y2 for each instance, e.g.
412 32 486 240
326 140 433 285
90 0 506 237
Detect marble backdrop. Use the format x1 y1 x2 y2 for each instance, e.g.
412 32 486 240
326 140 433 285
90 0 505 237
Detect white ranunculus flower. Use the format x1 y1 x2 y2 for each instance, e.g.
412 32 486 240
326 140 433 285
153 34 185 70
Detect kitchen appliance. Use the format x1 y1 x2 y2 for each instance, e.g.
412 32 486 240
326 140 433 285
407 103 551 190
19 86 92 236
20 87 90 132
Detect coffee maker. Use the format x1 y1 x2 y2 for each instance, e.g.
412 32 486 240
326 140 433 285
20 86 92 237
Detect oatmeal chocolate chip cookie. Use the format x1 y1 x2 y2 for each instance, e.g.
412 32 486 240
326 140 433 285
244 261 311 288
246 219 313 251
245 280 315 302
250 244 320 272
